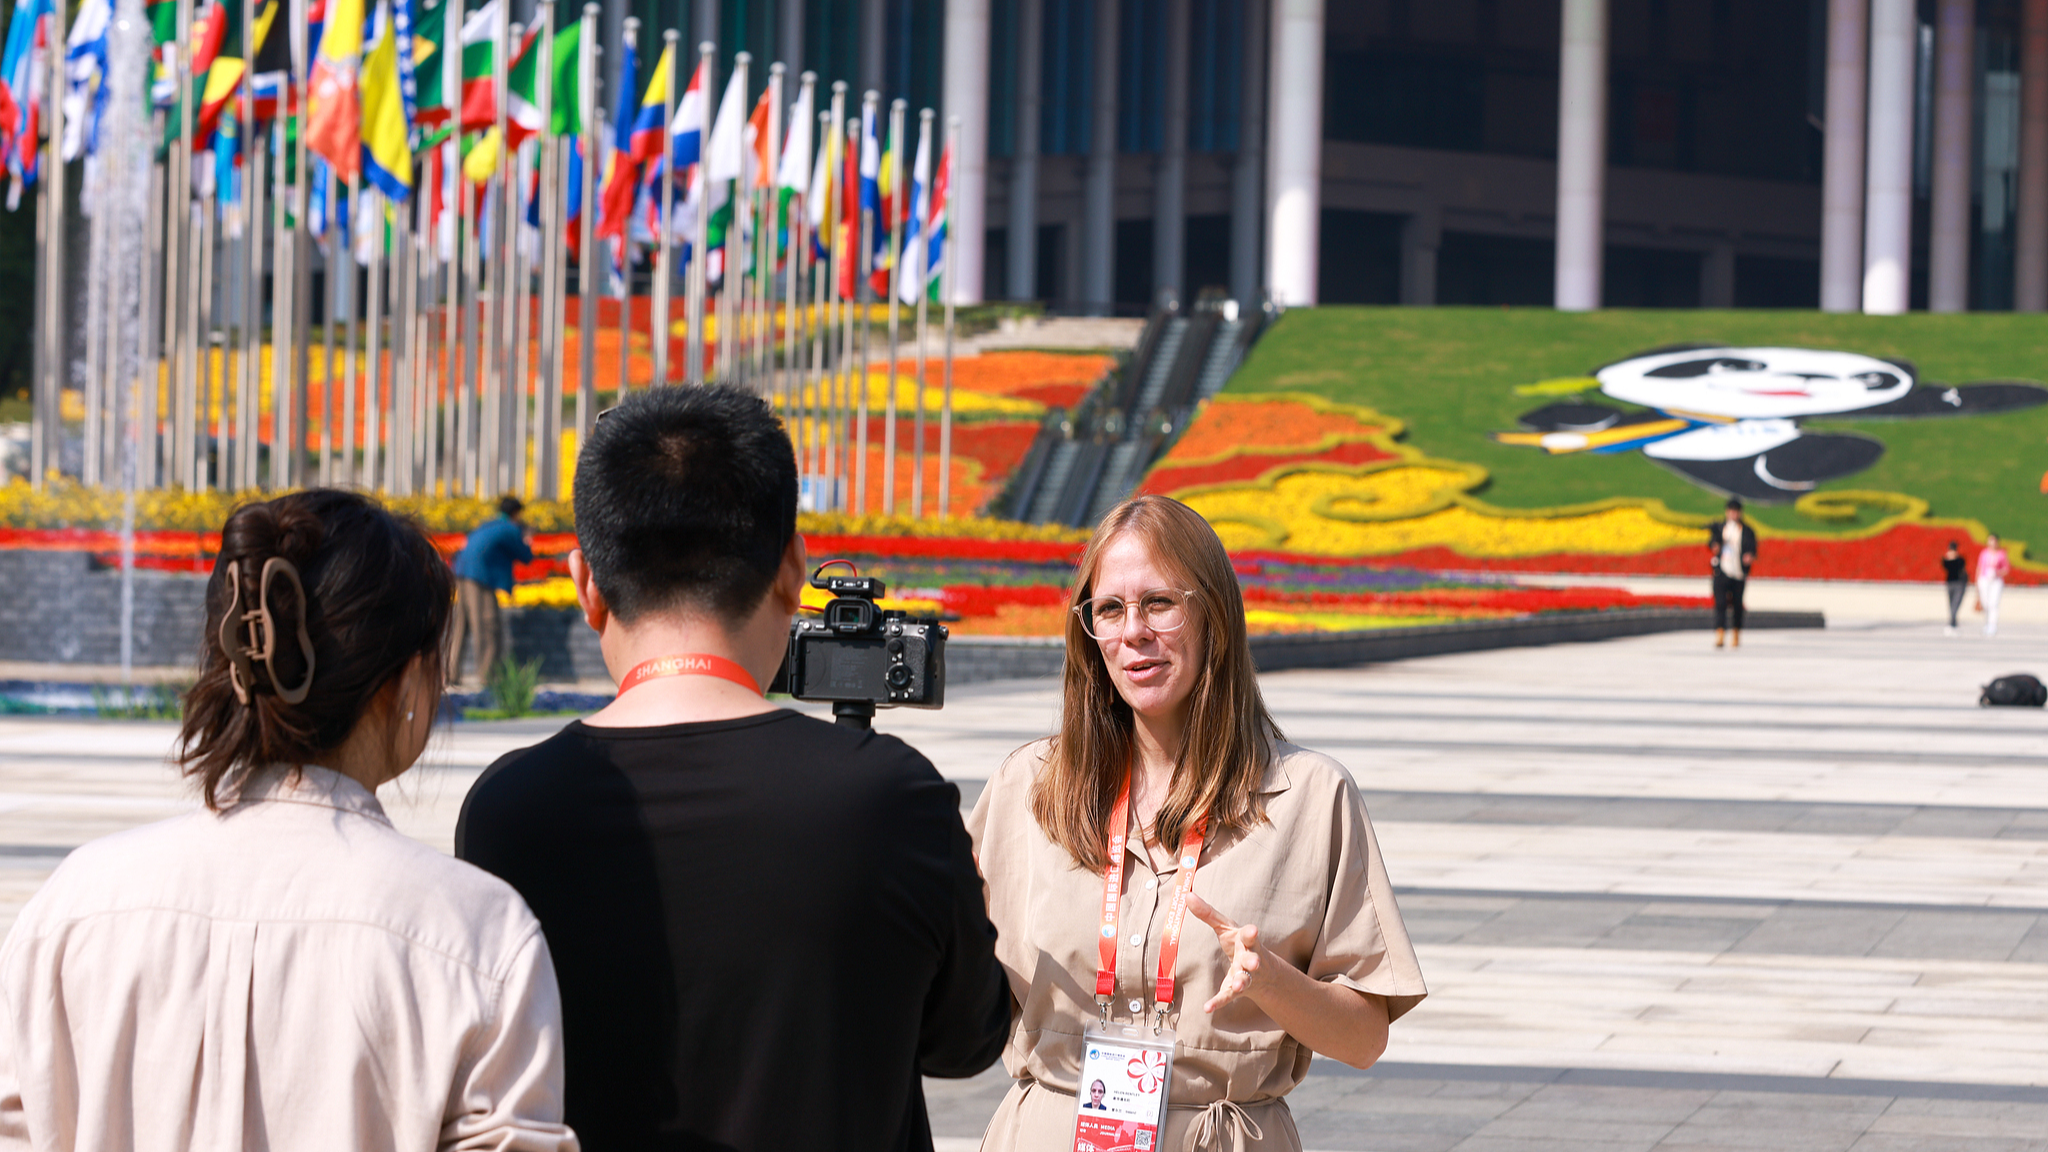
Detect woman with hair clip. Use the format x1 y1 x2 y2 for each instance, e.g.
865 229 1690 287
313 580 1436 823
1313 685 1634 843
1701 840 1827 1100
969 496 1427 1151
0 490 577 1152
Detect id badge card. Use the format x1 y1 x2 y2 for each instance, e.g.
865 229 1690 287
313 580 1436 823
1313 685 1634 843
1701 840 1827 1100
1070 1023 1175 1152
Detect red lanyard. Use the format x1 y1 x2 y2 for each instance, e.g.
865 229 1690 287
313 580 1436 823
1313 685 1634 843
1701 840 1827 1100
617 653 762 696
1095 771 1207 1027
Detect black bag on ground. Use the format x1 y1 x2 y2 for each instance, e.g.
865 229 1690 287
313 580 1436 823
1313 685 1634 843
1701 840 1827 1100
1980 673 2048 707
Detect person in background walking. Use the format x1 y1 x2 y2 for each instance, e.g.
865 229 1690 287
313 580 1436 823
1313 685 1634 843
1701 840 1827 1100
1709 497 1757 649
1942 541 1968 635
448 496 534 687
1975 533 2011 638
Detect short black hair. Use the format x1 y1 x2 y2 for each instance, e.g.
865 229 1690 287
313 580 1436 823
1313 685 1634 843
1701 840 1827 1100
1725 497 1743 511
573 385 798 622
497 495 525 518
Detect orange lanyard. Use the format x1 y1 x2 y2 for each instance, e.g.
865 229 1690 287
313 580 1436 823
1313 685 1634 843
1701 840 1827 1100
1095 771 1207 1027
617 654 762 696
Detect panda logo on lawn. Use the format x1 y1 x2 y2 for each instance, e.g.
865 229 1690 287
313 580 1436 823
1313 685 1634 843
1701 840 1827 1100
1493 345 2048 503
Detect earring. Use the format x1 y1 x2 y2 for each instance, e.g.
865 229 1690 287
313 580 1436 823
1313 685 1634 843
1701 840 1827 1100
405 710 414 722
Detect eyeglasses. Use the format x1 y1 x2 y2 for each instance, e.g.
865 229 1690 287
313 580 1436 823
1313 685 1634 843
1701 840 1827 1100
1073 588 1196 640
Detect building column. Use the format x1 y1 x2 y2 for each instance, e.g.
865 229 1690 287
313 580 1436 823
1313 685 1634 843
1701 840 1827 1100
779 0 804 80
1154 0 1190 306
2018 0 2048 310
1007 0 1043 301
1553 0 1608 312
1399 209 1439 306
1821 0 1869 312
1929 0 1975 312
1266 0 1323 306
943 0 991 303
1081 0 1118 312
1700 242 1736 308
861 0 887 95
1863 0 1915 314
1231 0 1267 307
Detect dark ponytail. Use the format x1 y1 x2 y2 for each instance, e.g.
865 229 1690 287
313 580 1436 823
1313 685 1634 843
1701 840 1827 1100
178 489 454 809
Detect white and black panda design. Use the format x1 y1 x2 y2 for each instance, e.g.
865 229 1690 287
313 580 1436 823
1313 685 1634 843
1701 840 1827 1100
1493 345 2048 502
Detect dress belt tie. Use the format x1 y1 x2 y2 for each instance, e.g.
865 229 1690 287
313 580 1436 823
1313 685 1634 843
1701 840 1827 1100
1179 1099 1264 1152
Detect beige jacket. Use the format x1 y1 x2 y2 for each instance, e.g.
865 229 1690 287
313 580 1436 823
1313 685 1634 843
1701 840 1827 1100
0 765 577 1152
968 740 1426 1151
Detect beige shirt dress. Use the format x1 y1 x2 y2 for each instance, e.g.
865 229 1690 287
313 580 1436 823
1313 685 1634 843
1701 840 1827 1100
967 739 1426 1152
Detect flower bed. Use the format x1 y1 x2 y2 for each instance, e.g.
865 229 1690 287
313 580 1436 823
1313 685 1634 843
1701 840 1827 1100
1143 394 2046 584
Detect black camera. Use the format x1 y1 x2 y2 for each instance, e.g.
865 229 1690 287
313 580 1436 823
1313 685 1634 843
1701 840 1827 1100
769 563 946 728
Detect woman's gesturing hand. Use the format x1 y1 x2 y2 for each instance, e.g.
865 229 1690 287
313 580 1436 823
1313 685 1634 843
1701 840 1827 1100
1185 892 1269 1013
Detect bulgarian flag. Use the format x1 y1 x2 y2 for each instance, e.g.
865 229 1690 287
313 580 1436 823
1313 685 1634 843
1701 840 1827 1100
417 0 497 134
305 0 363 180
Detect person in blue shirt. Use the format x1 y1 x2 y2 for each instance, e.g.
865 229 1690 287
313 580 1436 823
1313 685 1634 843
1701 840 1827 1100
447 497 535 686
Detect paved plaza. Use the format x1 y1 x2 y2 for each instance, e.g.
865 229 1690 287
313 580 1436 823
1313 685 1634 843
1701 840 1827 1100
1 620 2045 1149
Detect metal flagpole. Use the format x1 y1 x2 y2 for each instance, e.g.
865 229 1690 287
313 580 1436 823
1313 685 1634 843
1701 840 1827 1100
824 86 842 505
809 106 829 488
37 20 65 487
533 0 559 499
883 97 903 515
142 123 164 489
290 0 313 488
270 115 293 490
341 173 359 486
685 39 713 386
393 201 414 494
719 53 751 385
911 107 930 517
244 129 267 491
651 28 675 387
838 115 856 512
763 63 783 396
939 114 958 519
853 90 877 515
575 3 596 448
85 176 108 488
366 190 385 490
615 17 638 398
321 168 338 484
483 12 511 493
174 0 198 489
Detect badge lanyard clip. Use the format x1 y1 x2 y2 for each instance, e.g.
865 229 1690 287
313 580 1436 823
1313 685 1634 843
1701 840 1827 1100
1095 771 1207 1036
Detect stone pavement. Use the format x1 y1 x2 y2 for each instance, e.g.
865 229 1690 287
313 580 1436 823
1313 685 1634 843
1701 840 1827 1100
1 621 2046 1149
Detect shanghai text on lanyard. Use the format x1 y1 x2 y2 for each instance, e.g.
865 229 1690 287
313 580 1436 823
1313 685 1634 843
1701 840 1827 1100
1096 770 1208 1033
616 654 763 696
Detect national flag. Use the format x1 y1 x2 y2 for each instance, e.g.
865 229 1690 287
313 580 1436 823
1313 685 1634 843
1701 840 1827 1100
776 78 812 192
858 98 879 225
593 33 636 240
702 58 744 183
668 55 704 166
189 0 231 85
359 0 413 201
305 0 364 179
925 139 950 299
411 0 449 125
247 0 292 118
805 112 831 260
60 0 110 163
194 55 246 148
548 18 579 136
896 118 930 305
627 41 670 166
146 0 177 47
503 23 542 147
837 125 857 298
869 113 900 294
452 0 497 132
745 86 772 184
564 133 583 257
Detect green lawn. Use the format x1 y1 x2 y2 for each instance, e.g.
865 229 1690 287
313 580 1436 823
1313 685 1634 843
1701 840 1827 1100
1224 307 2048 543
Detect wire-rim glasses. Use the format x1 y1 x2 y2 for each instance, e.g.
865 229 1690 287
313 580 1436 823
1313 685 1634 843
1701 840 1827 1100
1073 588 1197 640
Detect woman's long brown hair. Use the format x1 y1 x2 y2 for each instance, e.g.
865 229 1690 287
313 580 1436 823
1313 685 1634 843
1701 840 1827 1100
1031 495 1282 870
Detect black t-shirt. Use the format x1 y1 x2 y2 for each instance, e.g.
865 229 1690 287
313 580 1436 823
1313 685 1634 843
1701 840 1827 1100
456 710 1009 1152
1944 555 1968 581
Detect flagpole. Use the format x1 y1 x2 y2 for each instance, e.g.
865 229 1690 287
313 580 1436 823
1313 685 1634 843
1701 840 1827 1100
652 28 675 387
720 52 750 387
939 114 958 519
269 113 292 490
883 97 903 516
290 0 312 489
512 141 530 497
780 71 811 450
825 83 843 507
533 0 559 499
143 119 165 490
28 19 55 490
911 107 930 519
339 172 358 486
809 105 828 491
366 189 385 490
575 2 596 447
685 38 712 386
246 120 268 491
763 62 783 398
320 166 337 483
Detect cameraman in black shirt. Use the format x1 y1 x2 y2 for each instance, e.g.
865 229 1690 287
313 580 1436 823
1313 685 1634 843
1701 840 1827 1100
456 386 1008 1151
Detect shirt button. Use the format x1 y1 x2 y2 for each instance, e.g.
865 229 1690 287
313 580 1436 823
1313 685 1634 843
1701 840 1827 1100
1129 932 1143 946
1144 878 1158 890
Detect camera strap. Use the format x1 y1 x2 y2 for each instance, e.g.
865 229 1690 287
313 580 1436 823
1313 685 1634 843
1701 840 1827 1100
1095 770 1207 1032
618 654 762 697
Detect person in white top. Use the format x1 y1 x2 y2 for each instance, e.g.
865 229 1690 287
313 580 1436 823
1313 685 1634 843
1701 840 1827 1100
1706 498 1757 649
1975 532 2012 638
0 490 578 1152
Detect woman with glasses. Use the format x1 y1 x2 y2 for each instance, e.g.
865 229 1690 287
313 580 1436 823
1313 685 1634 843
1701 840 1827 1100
968 495 1427 1151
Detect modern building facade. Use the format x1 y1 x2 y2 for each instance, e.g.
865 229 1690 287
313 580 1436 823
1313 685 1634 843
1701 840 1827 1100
603 0 2048 313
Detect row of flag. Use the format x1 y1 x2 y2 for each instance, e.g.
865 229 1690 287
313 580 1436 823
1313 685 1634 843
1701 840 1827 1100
0 0 952 303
